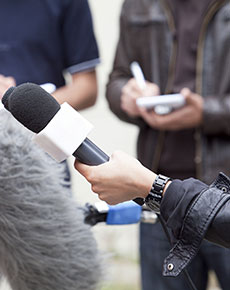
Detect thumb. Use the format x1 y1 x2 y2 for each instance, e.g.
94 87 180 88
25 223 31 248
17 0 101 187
181 87 191 98
181 87 194 104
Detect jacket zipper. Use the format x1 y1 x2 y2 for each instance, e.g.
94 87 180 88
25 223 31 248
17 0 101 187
151 0 177 172
195 0 227 179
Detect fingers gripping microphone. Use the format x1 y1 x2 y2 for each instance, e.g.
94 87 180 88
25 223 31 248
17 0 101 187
2 83 144 206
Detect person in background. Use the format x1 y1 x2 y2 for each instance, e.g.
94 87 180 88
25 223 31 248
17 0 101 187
0 0 99 186
105 0 230 289
0 0 99 110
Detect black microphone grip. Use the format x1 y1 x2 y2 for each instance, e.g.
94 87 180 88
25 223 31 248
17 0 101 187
74 138 144 206
74 138 109 165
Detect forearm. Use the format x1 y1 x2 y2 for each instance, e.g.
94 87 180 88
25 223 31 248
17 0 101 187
75 147 230 248
161 178 207 238
205 199 230 248
53 71 97 111
161 173 230 248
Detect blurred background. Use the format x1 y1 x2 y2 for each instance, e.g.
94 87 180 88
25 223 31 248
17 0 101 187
0 0 222 289
71 0 140 289
69 1 221 290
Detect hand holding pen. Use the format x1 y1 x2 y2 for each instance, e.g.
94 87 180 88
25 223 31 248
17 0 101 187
120 62 159 117
130 62 159 98
130 62 185 114
130 62 146 90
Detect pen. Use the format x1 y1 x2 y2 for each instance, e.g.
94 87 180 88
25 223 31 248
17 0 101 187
130 61 146 90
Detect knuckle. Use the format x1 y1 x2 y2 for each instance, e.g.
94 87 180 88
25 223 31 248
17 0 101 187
91 183 99 194
112 150 122 159
91 184 96 192
98 195 105 202
87 171 95 183
129 78 135 85
121 86 127 94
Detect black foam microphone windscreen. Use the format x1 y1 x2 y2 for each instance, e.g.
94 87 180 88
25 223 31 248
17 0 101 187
2 82 111 165
2 83 60 133
0 109 102 290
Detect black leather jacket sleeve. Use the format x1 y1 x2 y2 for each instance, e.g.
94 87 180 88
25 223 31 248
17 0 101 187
160 172 230 277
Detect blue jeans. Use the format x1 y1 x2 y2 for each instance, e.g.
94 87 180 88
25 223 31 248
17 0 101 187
140 222 230 290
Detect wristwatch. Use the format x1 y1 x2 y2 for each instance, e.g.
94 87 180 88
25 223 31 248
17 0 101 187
144 174 171 213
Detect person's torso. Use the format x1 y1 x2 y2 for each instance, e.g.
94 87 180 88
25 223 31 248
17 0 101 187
123 0 230 181
0 0 68 86
158 0 215 179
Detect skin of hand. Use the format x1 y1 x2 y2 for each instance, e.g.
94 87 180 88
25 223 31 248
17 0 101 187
121 78 160 118
139 88 204 130
0 74 16 99
53 70 98 111
74 150 157 205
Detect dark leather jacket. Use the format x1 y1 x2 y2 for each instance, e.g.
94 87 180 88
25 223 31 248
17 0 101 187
106 0 230 183
161 172 230 277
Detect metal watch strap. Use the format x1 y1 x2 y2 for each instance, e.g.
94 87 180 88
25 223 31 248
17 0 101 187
144 174 171 212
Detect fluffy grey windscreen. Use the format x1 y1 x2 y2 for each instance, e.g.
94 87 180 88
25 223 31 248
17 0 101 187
0 110 102 290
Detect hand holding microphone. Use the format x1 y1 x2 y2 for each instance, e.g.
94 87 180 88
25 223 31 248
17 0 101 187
75 150 157 205
2 83 144 205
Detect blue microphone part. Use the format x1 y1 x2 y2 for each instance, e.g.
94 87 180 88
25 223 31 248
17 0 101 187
106 201 142 225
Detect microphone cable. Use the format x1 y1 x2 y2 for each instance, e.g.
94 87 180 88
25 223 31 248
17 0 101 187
157 214 198 290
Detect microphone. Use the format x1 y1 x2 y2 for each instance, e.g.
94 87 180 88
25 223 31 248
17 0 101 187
0 109 101 290
83 201 158 226
2 83 109 165
2 83 144 206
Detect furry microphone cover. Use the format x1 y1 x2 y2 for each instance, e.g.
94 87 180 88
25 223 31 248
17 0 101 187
0 109 102 290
